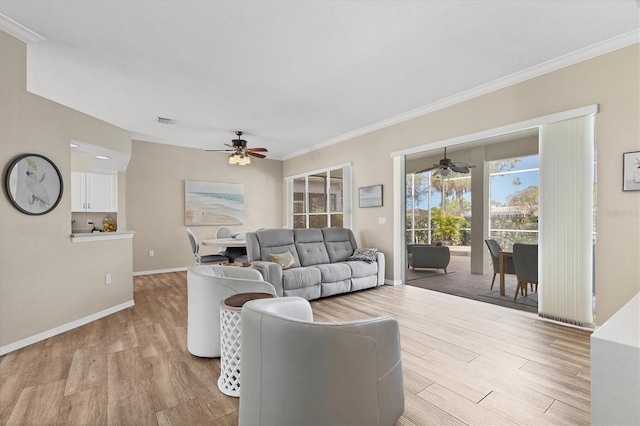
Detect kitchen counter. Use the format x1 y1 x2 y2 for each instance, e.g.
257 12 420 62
70 230 135 243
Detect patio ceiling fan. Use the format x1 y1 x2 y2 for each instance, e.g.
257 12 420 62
207 131 268 165
417 147 476 177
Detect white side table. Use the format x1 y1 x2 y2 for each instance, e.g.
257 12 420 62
218 292 276 397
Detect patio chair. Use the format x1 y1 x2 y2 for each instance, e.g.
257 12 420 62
485 239 515 290
512 243 538 301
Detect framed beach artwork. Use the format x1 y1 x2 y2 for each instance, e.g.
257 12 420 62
5 153 63 215
623 151 640 191
185 180 244 225
358 184 383 208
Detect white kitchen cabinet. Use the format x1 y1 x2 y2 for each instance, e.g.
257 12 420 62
71 172 117 212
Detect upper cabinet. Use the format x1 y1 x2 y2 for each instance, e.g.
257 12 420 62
71 172 118 212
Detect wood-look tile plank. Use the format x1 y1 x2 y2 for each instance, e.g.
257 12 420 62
0 374 27 424
57 385 107 425
64 344 108 396
5 379 65 425
107 347 149 403
107 390 157 426
155 395 237 426
108 320 139 353
136 323 172 359
24 342 75 388
544 399 591 425
78 318 111 348
417 383 515 425
478 390 558 426
401 392 466 426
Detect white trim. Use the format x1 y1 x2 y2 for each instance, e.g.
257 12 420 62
284 162 352 180
385 279 403 286
390 104 599 158
70 231 135 243
0 300 134 356
282 30 636 161
0 13 45 44
133 266 188 276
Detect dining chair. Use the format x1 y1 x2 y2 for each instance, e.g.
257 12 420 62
512 243 538 301
186 228 229 265
485 239 515 290
216 226 247 263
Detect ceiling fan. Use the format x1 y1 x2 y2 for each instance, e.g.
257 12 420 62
207 131 268 165
417 147 476 177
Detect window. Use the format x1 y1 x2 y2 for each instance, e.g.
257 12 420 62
488 155 539 249
286 164 351 229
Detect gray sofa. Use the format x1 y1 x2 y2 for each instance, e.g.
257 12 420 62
246 228 385 300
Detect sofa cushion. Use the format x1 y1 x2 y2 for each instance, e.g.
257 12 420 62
322 228 357 263
313 263 351 283
346 260 378 278
256 229 302 266
321 280 351 297
268 251 297 270
282 266 322 290
295 229 330 266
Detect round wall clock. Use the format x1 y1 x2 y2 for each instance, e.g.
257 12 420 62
5 153 63 215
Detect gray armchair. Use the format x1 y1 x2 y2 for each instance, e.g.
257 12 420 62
239 297 404 426
407 244 450 273
512 243 538 301
485 239 515 290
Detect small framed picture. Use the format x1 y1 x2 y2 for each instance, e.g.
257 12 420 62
623 151 640 191
4 153 64 215
359 184 383 208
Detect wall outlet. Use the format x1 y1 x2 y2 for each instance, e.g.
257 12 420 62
105 274 112 284
149 250 155 257
87 219 93 225
378 217 386 225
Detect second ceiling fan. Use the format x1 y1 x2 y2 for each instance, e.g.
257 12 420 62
417 147 476 177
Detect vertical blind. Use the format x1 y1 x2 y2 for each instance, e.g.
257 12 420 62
539 115 594 327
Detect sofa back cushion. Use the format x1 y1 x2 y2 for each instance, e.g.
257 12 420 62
254 229 301 267
322 228 357 263
294 229 330 266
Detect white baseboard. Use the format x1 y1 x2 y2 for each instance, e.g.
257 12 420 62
133 267 188 276
385 279 404 286
0 300 135 356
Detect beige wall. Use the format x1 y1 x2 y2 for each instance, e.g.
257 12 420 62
285 45 640 324
0 31 133 350
127 140 283 273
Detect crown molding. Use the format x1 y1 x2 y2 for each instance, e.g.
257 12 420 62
0 13 45 44
283 29 639 161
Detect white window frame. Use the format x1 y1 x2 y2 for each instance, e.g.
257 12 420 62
285 163 352 229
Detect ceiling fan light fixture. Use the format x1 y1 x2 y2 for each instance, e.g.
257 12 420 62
228 153 251 165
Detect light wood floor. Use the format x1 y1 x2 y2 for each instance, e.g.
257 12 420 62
0 272 592 425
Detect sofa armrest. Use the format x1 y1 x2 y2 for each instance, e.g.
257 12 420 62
250 261 284 296
376 251 386 285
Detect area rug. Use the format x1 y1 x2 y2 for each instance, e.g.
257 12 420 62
406 270 456 281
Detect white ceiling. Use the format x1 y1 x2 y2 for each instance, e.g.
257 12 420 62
1 1 638 160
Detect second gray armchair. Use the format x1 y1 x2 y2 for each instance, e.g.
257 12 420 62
239 297 405 426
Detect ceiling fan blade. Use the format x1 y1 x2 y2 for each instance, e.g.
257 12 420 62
451 165 470 173
247 152 266 159
206 149 235 152
246 147 268 152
